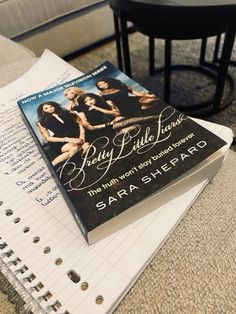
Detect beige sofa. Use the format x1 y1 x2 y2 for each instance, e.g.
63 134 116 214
0 34 37 88
0 0 115 57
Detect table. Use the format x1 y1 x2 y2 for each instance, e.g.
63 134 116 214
109 0 236 116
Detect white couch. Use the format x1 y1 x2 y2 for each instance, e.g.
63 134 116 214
0 0 115 57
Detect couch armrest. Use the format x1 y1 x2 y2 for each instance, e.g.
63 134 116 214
0 34 35 66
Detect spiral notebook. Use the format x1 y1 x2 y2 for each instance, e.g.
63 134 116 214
0 50 233 314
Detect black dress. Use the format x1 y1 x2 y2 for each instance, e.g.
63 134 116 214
84 107 114 142
73 104 114 142
40 111 81 158
101 85 142 117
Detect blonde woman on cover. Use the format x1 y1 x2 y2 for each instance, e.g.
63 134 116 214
64 86 85 110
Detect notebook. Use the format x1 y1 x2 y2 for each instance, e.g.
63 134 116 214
0 50 233 314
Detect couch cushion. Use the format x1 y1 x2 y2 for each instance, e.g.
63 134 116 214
0 0 106 38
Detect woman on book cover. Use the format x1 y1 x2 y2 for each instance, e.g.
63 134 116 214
64 86 85 110
37 101 88 166
75 93 120 141
76 93 161 139
95 77 158 116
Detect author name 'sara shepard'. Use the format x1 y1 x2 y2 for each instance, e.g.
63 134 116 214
96 140 207 210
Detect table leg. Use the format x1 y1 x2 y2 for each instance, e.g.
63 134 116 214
199 38 207 65
120 11 132 77
213 21 236 113
164 39 171 103
213 34 221 63
113 13 123 71
149 36 155 75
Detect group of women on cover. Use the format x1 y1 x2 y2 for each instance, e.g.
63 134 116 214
37 77 159 166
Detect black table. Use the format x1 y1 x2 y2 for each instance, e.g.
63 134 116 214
109 0 236 117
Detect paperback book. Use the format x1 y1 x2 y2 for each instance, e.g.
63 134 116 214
18 61 227 244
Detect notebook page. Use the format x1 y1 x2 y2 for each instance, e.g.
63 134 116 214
0 50 233 314
0 50 86 313
0 168 207 314
0 49 82 235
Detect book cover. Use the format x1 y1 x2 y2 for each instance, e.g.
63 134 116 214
17 61 227 244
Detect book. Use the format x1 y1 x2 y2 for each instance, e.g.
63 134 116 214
0 50 233 314
18 60 228 245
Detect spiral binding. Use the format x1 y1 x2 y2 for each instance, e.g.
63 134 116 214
0 241 45 313
0 196 70 314
0 237 66 313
